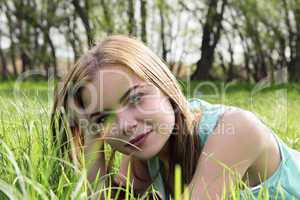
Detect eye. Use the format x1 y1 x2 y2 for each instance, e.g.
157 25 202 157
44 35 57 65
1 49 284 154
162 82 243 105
94 115 107 124
94 113 116 125
128 93 144 105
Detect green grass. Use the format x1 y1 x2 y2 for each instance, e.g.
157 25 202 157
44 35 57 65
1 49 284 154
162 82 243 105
0 80 299 199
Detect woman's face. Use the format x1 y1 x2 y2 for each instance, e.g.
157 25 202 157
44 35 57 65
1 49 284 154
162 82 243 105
79 65 175 160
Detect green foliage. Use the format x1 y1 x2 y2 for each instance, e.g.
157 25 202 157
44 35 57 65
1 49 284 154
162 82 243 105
0 80 299 199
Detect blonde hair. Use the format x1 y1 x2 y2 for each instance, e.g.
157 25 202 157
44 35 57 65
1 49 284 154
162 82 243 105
50 35 202 194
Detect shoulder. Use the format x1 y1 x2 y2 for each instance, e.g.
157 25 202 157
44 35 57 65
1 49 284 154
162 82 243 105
218 108 268 140
215 108 267 147
201 108 268 165
190 108 272 197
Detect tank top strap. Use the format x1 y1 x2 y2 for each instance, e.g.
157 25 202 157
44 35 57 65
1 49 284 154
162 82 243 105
188 98 228 147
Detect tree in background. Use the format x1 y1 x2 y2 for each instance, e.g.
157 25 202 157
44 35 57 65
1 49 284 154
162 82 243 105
71 0 95 48
140 0 147 43
0 0 299 82
189 0 228 80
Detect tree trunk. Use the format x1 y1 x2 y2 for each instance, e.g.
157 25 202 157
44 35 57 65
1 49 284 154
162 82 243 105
158 0 167 61
191 0 228 80
140 0 147 43
288 6 300 82
218 52 227 76
20 52 30 73
127 0 136 36
244 52 251 82
4 5 17 76
45 32 58 77
193 50 215 80
65 12 83 62
0 35 8 79
15 1 30 73
227 42 235 81
72 0 94 48
9 40 18 76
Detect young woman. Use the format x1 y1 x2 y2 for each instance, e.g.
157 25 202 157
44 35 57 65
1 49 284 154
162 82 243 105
51 35 300 199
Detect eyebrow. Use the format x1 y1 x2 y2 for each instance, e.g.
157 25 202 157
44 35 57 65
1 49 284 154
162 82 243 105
119 84 141 104
88 84 141 118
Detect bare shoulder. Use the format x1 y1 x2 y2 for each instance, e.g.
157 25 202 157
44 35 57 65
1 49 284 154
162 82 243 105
201 108 270 164
214 107 282 186
215 107 269 147
189 108 274 197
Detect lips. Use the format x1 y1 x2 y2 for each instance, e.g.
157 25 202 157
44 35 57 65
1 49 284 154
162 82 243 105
125 130 152 148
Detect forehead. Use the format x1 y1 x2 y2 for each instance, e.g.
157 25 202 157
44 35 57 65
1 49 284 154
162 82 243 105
81 65 145 112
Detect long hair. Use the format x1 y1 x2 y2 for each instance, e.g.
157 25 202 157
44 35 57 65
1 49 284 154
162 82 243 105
50 35 202 195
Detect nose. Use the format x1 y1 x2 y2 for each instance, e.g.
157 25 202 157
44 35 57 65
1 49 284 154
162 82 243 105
116 108 137 136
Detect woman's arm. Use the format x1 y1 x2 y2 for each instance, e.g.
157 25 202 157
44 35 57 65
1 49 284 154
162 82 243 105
188 109 266 199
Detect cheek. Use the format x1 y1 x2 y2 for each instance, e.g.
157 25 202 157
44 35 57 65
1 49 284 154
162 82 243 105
113 99 174 130
137 97 174 118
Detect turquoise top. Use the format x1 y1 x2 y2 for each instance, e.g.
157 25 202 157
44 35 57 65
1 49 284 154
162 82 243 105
147 99 300 199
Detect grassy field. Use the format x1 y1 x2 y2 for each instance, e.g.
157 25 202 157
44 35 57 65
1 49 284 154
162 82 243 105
0 80 299 200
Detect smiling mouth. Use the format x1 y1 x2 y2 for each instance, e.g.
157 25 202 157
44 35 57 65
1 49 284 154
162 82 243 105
125 130 152 148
